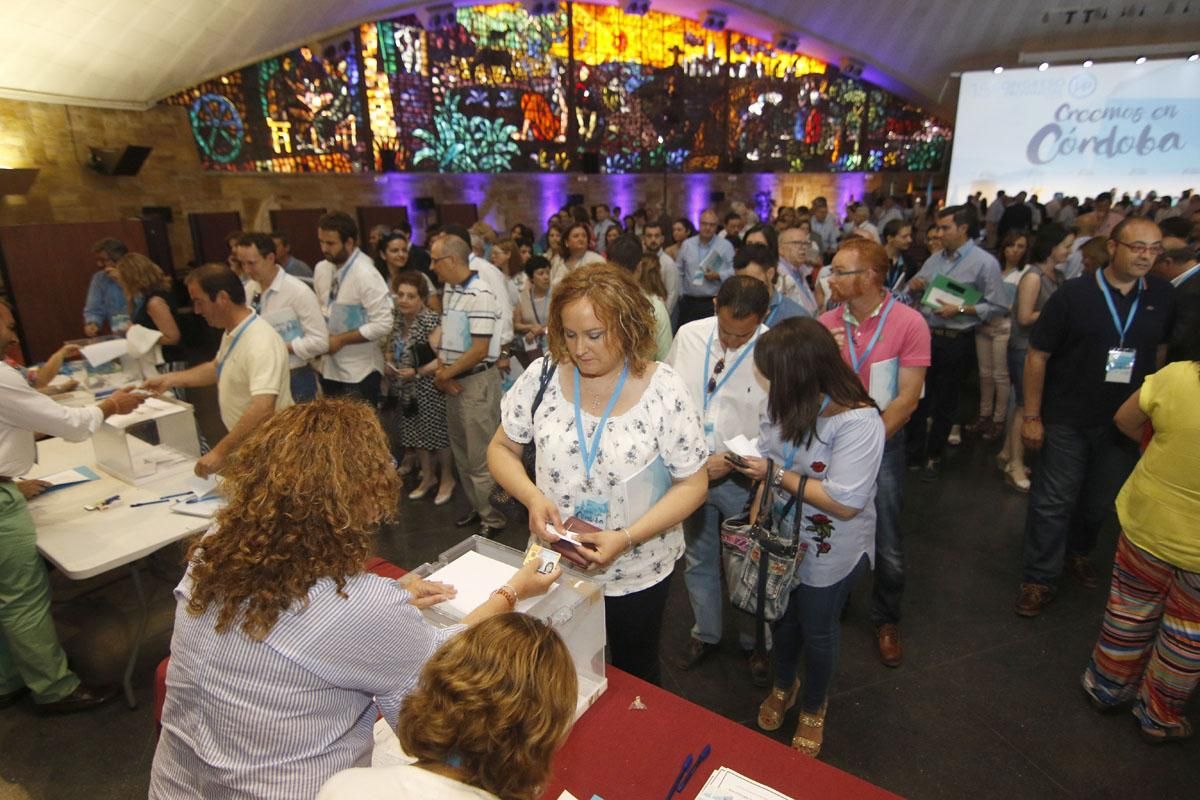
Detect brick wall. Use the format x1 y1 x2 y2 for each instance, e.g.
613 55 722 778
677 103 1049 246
0 98 906 269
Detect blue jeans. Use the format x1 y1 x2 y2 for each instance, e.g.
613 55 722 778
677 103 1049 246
871 432 907 626
289 367 318 402
683 475 755 648
1021 423 1140 586
773 554 869 712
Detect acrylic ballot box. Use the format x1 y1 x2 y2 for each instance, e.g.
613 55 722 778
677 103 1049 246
92 395 201 485
414 536 608 720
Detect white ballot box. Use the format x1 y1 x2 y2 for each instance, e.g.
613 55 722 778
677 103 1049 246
92 395 201 485
414 536 608 720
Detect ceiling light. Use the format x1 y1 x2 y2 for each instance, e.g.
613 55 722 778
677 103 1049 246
993 66 1004 74
1135 56 1147 64
1189 53 1199 62
1083 59 1093 68
1038 62 1049 71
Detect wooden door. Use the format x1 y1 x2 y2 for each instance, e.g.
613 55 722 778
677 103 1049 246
0 220 148 362
269 208 327 268
357 205 410 241
187 211 242 267
438 203 479 228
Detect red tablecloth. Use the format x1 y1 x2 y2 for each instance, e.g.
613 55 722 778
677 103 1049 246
542 668 899 800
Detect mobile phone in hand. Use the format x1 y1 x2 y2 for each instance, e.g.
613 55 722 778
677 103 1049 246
724 453 750 468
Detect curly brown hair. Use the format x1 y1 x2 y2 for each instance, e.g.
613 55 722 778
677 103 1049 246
398 614 577 800
546 262 656 376
114 252 171 297
185 399 400 640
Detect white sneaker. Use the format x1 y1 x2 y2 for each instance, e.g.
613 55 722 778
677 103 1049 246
948 424 962 446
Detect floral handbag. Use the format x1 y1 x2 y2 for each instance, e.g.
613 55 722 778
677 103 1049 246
719 463 807 654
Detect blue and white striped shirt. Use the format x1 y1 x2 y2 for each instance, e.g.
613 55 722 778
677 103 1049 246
149 569 460 799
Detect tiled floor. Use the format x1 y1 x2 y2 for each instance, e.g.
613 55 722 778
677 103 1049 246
1 433 1196 799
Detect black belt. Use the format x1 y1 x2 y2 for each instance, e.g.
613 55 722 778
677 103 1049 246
930 327 973 339
461 362 496 377
0 476 11 483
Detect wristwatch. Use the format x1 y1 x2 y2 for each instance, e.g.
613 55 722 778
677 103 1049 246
770 466 785 488
957 304 966 315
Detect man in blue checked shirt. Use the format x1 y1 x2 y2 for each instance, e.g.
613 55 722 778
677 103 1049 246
676 210 735 327
903 205 1006 481
82 238 130 337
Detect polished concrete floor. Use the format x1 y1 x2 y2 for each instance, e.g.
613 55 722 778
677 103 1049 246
1 432 1196 799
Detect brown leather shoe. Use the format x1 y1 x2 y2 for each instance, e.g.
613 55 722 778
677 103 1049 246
1065 555 1099 589
745 650 771 687
673 637 719 671
1015 582 1056 617
876 624 903 667
35 682 118 715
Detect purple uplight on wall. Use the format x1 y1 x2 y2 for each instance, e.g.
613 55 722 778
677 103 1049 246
536 174 569 227
832 173 868 217
683 174 712 225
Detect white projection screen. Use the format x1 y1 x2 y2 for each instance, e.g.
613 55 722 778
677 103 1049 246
947 59 1200 203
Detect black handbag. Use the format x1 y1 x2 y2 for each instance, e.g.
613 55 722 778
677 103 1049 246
488 358 557 521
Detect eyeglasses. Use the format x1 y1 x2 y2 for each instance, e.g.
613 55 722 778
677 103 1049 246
829 269 867 279
431 255 454 264
1114 240 1165 257
706 356 725 395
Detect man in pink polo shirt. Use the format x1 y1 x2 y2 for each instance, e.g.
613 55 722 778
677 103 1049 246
819 239 930 667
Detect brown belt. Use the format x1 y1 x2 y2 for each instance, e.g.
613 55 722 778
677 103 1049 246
0 476 12 484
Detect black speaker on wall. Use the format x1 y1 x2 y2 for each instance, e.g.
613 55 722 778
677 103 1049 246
415 196 437 212
708 191 726 204
566 193 585 206
581 152 601 174
88 145 152 176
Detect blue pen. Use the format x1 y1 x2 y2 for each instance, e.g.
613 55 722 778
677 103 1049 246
676 744 711 795
666 754 693 800
130 497 172 508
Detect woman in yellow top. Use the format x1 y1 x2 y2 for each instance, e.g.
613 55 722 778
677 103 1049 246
1081 334 1200 744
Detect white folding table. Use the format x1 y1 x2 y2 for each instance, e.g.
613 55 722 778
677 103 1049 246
25 437 210 708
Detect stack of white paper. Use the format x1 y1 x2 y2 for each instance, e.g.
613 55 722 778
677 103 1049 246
697 767 794 799
425 551 558 619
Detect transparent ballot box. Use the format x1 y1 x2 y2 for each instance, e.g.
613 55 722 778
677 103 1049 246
414 536 608 720
92 395 201 485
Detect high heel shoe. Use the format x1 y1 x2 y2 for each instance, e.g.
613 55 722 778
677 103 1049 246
434 483 456 506
757 680 800 732
791 700 829 757
408 483 438 500
1004 464 1031 493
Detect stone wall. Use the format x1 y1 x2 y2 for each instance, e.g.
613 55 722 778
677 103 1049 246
0 98 917 269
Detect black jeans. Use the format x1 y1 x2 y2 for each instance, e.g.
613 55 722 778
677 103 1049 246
319 371 382 407
906 331 974 463
605 575 673 686
1021 423 1140 586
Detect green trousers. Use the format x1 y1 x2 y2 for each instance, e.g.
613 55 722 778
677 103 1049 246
0 482 79 702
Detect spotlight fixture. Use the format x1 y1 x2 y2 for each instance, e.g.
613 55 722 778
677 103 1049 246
1083 59 1094 67
1189 53 1199 62
423 3 456 30
624 0 651 15
841 57 865 78
1038 62 1049 71
701 10 727 32
1135 55 1147 64
523 0 559 16
774 32 801 53
993 65 1004 74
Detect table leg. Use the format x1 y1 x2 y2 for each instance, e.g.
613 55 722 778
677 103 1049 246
122 562 148 710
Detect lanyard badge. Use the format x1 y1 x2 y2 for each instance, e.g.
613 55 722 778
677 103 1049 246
572 362 630 528
1095 270 1143 384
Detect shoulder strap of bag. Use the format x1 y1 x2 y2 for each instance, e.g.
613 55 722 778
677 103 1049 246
531 358 557 418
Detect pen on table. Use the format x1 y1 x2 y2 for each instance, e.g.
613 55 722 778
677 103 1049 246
158 491 194 500
666 753 693 800
677 744 710 795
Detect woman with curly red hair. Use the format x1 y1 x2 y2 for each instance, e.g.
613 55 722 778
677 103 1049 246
149 399 559 799
318 614 577 799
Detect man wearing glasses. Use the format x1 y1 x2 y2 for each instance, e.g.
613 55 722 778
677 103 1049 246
676 210 736 326
777 228 820 317
1015 218 1174 618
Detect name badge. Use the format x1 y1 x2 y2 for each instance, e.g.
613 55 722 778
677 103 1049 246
574 495 609 529
703 420 716 453
1105 348 1136 384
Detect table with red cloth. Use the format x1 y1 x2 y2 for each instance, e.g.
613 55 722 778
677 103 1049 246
155 557 899 799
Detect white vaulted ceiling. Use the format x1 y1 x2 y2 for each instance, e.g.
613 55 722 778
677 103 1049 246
0 0 1196 114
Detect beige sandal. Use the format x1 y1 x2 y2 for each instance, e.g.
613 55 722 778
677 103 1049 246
757 681 800 732
791 700 829 757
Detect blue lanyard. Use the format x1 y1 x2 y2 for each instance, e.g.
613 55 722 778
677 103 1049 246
702 327 759 414
780 395 829 472
216 313 256 378
844 296 896 373
573 362 629 482
766 296 781 326
1095 269 1143 347
330 250 360 303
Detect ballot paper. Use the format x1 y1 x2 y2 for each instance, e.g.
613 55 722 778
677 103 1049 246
81 339 129 368
425 550 558 619
696 767 795 800
723 435 762 459
124 324 163 357
30 466 100 491
105 397 182 429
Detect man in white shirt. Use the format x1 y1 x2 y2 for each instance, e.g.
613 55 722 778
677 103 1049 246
144 265 292 477
676 210 736 326
843 203 881 244
313 212 394 405
0 300 144 713
667 276 771 682
235 233 327 402
641 220 679 318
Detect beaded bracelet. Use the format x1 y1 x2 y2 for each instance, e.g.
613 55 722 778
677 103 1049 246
491 584 518 610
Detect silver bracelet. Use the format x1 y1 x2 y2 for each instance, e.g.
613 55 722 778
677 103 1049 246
621 528 634 551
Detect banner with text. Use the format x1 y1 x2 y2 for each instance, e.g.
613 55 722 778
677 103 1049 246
947 59 1200 203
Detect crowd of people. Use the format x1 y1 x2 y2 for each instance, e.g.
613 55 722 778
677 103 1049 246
1 184 1198 796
